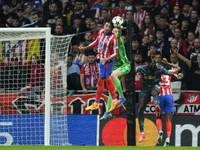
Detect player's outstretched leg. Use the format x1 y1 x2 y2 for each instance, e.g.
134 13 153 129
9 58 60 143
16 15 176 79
164 120 172 146
114 78 126 108
85 79 104 111
156 118 163 144
100 94 113 120
151 88 161 117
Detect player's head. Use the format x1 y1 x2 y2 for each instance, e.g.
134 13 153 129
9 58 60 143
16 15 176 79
147 63 157 76
134 52 143 64
10 57 18 67
31 54 39 65
104 20 114 34
112 27 118 37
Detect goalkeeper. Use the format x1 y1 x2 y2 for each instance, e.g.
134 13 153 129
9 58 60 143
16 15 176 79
100 25 131 120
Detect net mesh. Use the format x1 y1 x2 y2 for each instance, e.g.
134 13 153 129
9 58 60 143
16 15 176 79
0 30 73 145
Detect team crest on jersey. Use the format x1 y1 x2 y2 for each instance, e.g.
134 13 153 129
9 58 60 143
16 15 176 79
145 75 155 79
187 95 198 103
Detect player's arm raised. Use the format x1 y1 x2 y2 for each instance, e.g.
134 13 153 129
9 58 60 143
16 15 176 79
162 58 181 72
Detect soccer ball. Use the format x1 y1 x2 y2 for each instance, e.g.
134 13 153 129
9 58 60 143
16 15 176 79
112 16 124 27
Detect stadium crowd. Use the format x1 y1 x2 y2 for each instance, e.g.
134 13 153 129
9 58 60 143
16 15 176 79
0 0 200 99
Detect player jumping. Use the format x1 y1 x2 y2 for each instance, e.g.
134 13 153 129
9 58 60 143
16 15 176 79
156 58 183 146
135 63 177 142
100 26 131 120
79 21 118 111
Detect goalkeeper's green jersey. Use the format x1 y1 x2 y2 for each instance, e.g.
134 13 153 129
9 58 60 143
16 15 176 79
114 31 130 67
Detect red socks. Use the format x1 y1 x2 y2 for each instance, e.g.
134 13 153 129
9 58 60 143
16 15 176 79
95 80 104 103
166 121 172 138
156 118 162 131
105 79 116 100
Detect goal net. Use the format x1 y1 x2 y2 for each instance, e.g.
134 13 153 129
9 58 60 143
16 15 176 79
0 28 73 145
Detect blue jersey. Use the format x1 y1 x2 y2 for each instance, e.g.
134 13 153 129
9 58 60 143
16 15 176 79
135 65 169 88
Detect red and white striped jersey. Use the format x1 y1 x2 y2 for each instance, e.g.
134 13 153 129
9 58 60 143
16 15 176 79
133 10 148 29
160 69 176 96
89 28 118 60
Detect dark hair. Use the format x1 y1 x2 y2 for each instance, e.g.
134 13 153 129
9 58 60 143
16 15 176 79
156 28 164 33
149 43 158 49
31 54 39 60
68 54 74 58
135 1 143 6
32 12 41 18
106 20 114 29
147 63 157 75
170 19 178 24
102 8 109 13
182 17 190 23
119 0 126 2
135 52 143 57
88 52 96 56
75 0 82 3
160 15 166 20
132 37 139 42
190 9 197 14
56 16 63 21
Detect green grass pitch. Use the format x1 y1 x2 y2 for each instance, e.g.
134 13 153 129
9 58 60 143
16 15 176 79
0 146 199 150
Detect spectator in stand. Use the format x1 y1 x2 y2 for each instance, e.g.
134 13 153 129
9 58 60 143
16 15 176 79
12 16 19 27
110 0 119 10
43 0 62 17
85 15 93 30
17 7 31 27
140 14 155 36
24 4 33 22
73 42 86 69
83 32 92 46
132 37 141 59
25 12 46 27
155 28 170 60
54 16 67 34
164 19 179 43
111 0 128 20
158 16 169 33
187 38 200 60
189 9 198 33
180 17 190 40
67 54 80 76
195 20 200 38
167 0 186 12
70 44 79 56
139 35 149 62
173 28 187 57
143 0 160 19
94 0 111 22
21 54 44 100
122 10 134 35
191 0 200 13
68 14 88 45
169 39 185 56
0 3 10 25
8 0 24 14
90 20 98 42
154 53 163 63
43 2 58 28
54 25 65 36
24 0 42 14
186 31 195 52
157 0 169 9
173 50 200 90
50 52 66 98
145 43 158 63
67 54 82 90
0 57 28 93
70 0 88 26
154 14 161 28
170 53 188 90
160 5 170 20
97 21 104 30
99 8 110 24
133 1 148 30
125 0 136 12
170 5 184 24
80 52 99 94
182 3 191 19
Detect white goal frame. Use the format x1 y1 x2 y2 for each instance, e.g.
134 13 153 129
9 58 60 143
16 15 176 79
0 28 51 146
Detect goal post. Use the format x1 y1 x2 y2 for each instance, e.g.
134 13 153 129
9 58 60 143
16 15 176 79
0 28 73 146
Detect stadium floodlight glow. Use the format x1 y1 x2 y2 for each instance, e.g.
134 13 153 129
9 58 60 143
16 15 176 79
0 28 73 146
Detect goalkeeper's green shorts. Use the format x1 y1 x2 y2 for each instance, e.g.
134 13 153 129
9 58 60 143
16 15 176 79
113 63 131 79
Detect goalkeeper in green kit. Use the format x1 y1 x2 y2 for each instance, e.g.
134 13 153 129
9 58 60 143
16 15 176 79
100 24 131 120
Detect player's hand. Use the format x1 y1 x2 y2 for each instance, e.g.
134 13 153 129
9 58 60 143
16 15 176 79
83 88 88 94
162 58 168 64
101 58 108 65
117 25 123 30
177 73 183 80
